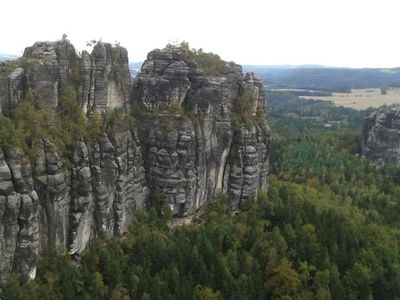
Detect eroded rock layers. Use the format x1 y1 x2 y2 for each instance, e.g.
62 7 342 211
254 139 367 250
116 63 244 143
135 49 271 215
0 39 271 282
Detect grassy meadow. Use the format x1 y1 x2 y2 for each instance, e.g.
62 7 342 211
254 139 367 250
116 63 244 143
299 87 400 109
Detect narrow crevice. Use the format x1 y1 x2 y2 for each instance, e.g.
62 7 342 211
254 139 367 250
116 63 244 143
3 151 20 195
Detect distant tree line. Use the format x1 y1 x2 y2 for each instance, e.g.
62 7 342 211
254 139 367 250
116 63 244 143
266 90 374 133
246 66 400 91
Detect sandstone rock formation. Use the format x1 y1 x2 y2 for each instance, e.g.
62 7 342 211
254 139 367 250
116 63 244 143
22 40 77 109
0 39 148 282
0 39 271 282
0 39 130 114
134 48 271 214
81 42 130 112
362 104 400 166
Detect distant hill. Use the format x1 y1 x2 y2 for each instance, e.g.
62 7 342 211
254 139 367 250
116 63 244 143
0 54 19 62
129 62 142 77
243 65 400 92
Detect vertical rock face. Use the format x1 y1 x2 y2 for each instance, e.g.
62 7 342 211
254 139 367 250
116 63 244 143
1 40 130 113
34 139 71 252
23 40 77 109
65 126 149 255
227 72 271 210
0 39 149 282
362 104 400 166
0 65 25 114
69 141 94 254
135 49 191 110
83 42 131 112
106 126 148 234
0 149 39 282
0 40 271 282
227 125 270 210
86 128 148 238
242 72 267 114
134 49 271 215
138 116 199 215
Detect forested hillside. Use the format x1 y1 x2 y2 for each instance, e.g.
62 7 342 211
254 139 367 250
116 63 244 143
266 91 374 132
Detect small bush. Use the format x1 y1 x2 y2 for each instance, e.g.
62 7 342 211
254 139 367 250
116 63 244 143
232 89 265 130
13 90 55 157
86 111 104 142
165 41 231 76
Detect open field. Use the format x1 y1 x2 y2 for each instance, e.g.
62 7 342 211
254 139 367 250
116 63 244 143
299 88 400 110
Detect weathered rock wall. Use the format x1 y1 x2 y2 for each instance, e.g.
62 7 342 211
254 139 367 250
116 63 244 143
0 40 148 282
362 104 400 166
0 40 271 282
0 149 39 282
0 128 148 282
1 39 130 114
81 42 130 112
134 49 271 215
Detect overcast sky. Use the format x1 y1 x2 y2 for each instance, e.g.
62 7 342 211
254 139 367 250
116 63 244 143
0 0 399 67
